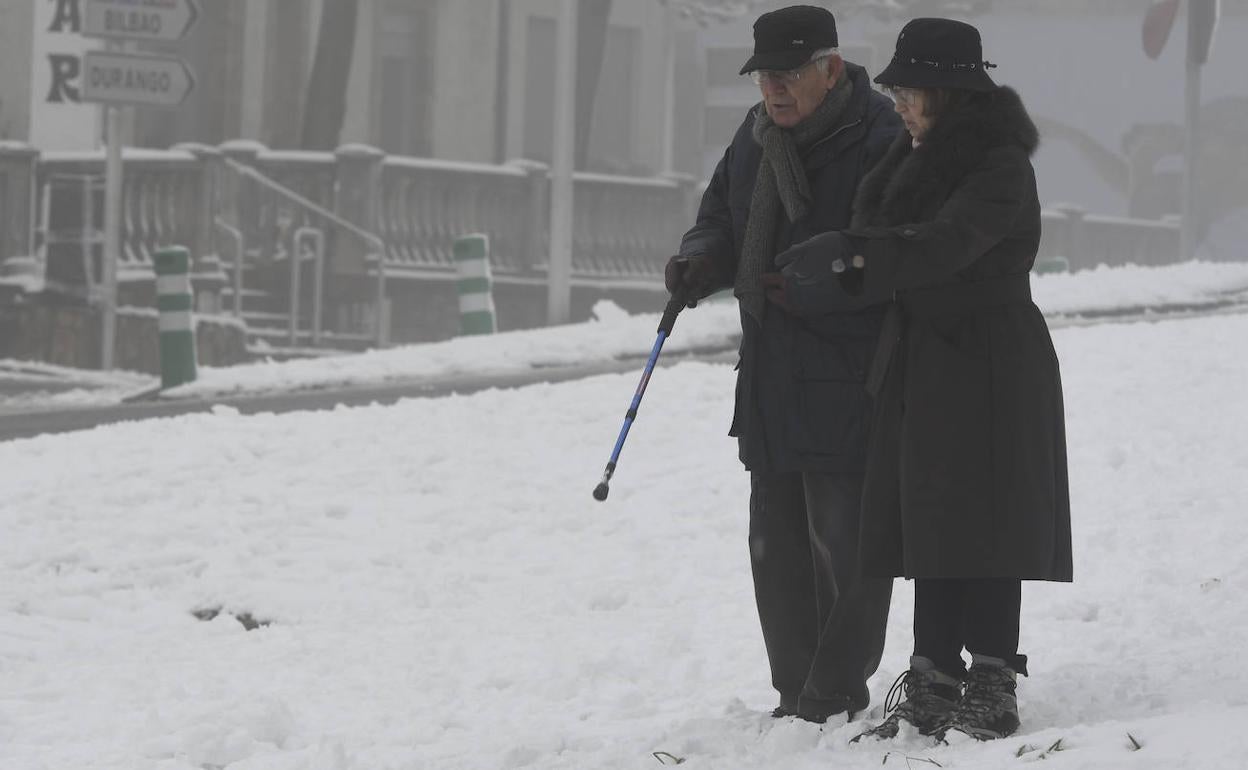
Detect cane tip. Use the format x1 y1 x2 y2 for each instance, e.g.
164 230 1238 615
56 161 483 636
592 483 610 501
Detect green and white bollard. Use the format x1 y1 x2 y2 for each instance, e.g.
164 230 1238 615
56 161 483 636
453 233 497 335
153 246 198 388
1034 255 1071 275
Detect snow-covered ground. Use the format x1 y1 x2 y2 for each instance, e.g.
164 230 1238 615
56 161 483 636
162 260 1248 401
0 360 153 415
2 306 1246 768
3 261 1247 414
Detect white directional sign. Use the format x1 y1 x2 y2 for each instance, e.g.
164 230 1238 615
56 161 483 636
83 0 200 43
81 51 195 108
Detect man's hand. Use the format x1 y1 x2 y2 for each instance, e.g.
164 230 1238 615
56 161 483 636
762 272 792 313
664 255 720 308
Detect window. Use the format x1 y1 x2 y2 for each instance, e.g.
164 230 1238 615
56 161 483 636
705 47 753 89
586 24 638 174
522 15 641 173
374 2 433 156
522 16 556 163
704 105 748 146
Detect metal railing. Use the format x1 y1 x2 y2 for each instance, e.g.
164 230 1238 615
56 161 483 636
220 156 388 347
213 217 245 317
291 226 326 347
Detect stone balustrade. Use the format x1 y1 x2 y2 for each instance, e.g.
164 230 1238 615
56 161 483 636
0 139 1198 353
1040 205 1181 269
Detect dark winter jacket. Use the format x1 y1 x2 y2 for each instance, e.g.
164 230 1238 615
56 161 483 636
787 86 1073 580
679 63 902 473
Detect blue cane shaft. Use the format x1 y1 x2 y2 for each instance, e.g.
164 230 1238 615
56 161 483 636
605 329 669 469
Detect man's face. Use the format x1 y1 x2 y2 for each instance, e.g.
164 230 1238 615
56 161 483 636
757 56 841 128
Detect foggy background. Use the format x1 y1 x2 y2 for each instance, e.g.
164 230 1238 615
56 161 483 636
0 0 1245 367
6 1 1244 218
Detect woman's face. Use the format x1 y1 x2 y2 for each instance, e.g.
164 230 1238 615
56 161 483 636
890 87 932 141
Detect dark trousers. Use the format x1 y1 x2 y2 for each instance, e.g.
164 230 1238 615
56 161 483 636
913 578 1028 677
749 471 893 713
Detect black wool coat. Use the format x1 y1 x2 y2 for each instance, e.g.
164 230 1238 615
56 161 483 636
845 87 1073 581
679 63 903 473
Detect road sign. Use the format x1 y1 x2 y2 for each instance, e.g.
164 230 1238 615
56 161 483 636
82 51 195 108
1142 0 1180 60
83 0 199 43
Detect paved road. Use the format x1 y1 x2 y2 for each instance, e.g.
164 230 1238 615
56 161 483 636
0 349 736 443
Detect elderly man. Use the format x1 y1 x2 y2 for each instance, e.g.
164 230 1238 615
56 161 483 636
665 5 901 722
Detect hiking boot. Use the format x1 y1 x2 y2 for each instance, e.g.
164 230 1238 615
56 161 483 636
940 655 1020 741
851 656 961 741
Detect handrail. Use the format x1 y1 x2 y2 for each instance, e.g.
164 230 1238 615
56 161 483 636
292 226 326 347
213 217 245 318
220 155 388 346
221 156 384 255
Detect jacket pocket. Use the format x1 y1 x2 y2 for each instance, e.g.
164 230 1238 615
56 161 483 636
789 335 873 457
796 330 872 382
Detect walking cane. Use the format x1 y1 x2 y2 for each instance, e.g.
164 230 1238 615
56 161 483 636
592 295 686 501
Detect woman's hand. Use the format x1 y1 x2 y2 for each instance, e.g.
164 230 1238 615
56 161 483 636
769 232 864 314
776 231 854 283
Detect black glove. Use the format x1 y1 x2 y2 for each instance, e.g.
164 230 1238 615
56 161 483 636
664 254 720 308
773 232 861 315
776 231 852 283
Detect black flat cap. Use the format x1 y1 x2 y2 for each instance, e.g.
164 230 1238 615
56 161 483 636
739 5 838 75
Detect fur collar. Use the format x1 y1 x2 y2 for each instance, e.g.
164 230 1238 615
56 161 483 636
851 86 1039 228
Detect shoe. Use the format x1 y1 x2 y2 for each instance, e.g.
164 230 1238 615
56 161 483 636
939 655 1020 741
852 656 961 741
771 694 857 724
771 691 801 720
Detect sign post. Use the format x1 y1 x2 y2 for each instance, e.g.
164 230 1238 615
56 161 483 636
1182 0 1220 262
101 61 122 370
548 0 576 326
1142 0 1221 262
80 0 198 369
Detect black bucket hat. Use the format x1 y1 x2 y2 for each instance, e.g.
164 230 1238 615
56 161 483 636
874 18 997 91
738 5 838 75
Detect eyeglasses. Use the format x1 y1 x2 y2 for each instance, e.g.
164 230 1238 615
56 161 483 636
885 86 921 106
747 57 828 87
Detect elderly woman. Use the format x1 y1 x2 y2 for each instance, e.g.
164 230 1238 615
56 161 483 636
765 18 1072 741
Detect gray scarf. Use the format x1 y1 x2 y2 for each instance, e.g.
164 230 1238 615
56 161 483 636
736 76 854 321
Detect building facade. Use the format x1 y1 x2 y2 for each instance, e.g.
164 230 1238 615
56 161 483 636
0 0 705 178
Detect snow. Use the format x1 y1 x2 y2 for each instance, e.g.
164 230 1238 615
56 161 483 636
3 307 1248 768
1033 260 1248 315
4 261 1246 415
0 360 152 415
383 155 528 176
40 148 199 163
157 260 1248 403
260 150 337 164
